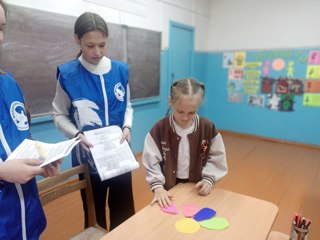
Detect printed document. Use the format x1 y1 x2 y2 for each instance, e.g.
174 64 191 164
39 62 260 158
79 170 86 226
84 125 139 181
7 138 80 167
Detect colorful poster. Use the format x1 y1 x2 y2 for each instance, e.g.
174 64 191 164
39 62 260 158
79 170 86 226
308 50 320 65
233 51 246 69
223 48 320 110
228 68 244 80
305 80 320 93
279 94 294 111
288 79 303 95
247 95 264 107
306 65 320 79
228 91 243 103
261 77 275 94
303 93 320 107
227 80 242 92
276 78 289 94
223 52 234 68
266 94 280 110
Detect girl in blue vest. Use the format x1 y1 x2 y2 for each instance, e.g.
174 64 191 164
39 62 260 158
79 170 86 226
0 1 61 239
52 12 135 230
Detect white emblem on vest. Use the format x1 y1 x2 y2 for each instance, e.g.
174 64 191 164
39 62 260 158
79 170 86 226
114 83 125 101
10 101 29 131
73 100 102 128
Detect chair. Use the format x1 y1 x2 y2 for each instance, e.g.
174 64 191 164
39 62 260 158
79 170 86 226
37 164 107 240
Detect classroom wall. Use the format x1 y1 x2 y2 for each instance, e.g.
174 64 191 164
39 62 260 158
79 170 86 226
201 50 320 146
208 0 320 51
5 0 211 51
201 0 320 146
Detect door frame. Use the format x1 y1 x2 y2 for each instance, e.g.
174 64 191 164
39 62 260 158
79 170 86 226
168 21 195 86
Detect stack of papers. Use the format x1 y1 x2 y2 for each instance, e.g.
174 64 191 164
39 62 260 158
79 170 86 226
84 125 139 181
7 138 80 167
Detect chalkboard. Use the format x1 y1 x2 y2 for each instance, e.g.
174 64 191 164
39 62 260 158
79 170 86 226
127 27 161 99
0 5 161 116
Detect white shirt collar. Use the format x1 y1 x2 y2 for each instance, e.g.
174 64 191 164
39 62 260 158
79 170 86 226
79 55 111 75
173 119 195 136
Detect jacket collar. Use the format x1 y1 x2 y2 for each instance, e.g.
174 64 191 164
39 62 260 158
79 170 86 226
79 55 111 75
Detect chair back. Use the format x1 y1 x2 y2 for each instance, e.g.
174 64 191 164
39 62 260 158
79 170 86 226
38 164 97 227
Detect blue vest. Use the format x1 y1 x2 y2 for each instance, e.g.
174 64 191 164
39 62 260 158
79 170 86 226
57 59 129 173
57 58 128 131
0 70 46 239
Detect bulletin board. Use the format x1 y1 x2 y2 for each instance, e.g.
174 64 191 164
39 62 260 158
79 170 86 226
0 5 161 116
201 47 320 145
223 48 320 110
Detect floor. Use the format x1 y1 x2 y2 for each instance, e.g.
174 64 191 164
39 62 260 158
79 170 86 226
40 132 320 239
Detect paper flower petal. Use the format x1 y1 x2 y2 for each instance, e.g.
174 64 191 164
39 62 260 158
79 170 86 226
161 203 179 214
199 217 229 230
175 218 200 233
193 207 216 221
183 203 199 218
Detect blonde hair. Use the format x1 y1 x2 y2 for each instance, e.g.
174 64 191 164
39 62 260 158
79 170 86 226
170 78 205 104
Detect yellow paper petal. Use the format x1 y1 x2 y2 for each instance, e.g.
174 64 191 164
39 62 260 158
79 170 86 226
175 218 200 234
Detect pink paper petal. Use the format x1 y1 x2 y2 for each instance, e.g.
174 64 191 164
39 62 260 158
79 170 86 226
183 203 199 217
161 203 179 214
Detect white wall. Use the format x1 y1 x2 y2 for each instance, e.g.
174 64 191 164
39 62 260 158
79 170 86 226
208 0 320 51
6 0 318 52
5 0 211 51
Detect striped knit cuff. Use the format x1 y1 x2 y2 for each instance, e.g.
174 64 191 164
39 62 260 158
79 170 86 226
150 183 164 192
202 176 215 188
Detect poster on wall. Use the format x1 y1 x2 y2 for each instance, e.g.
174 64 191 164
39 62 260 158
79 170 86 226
303 93 320 106
223 52 234 68
308 50 320 64
224 48 320 111
233 51 246 69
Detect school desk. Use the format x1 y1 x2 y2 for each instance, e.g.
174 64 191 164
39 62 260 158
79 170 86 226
101 183 278 240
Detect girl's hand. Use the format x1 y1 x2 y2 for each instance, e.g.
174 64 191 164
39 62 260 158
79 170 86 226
42 159 62 177
0 158 44 184
77 133 93 152
151 187 173 208
195 181 212 196
121 127 131 144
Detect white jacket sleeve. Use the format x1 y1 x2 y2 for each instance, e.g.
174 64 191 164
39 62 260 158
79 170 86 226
202 133 228 186
52 80 79 138
142 132 165 191
123 84 133 128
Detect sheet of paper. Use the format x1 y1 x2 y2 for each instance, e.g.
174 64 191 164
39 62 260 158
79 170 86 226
7 138 80 167
84 125 139 181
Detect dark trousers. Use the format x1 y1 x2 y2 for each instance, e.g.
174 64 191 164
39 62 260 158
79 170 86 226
80 171 135 231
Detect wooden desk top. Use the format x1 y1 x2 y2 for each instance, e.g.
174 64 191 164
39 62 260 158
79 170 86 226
101 183 278 240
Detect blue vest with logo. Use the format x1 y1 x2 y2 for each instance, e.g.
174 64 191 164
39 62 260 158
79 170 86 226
0 70 46 239
57 59 129 172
